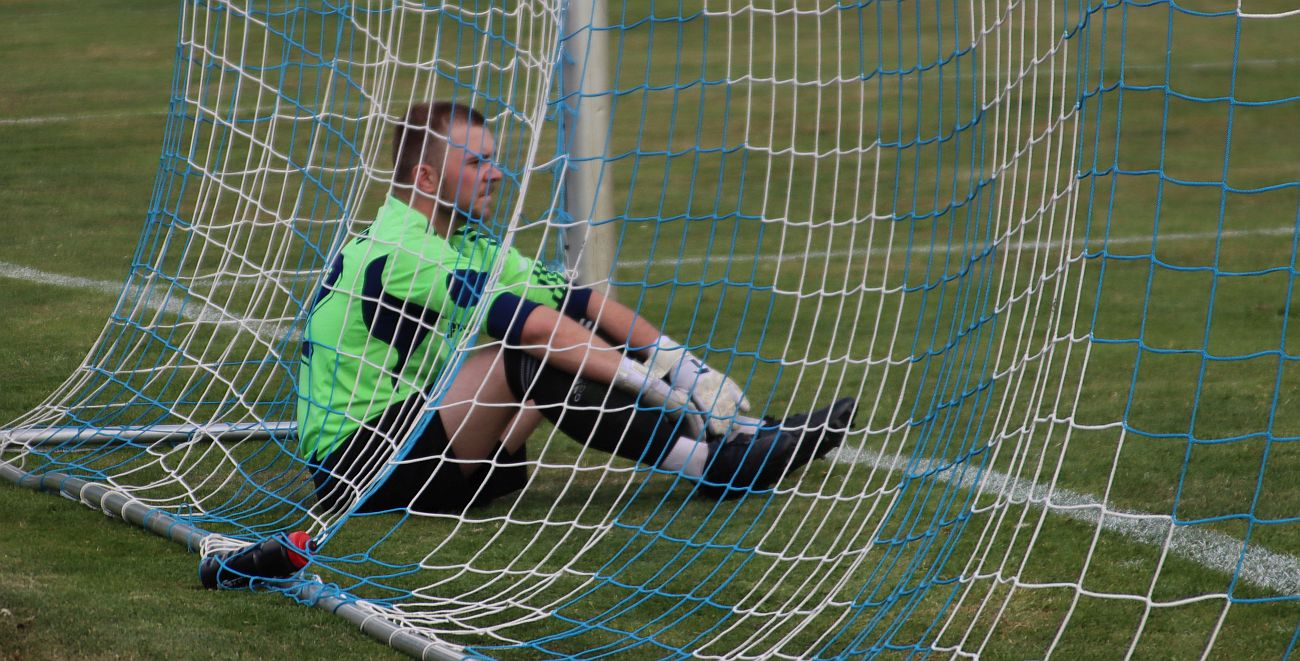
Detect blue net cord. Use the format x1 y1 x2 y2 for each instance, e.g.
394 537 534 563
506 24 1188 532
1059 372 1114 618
3 1 1299 658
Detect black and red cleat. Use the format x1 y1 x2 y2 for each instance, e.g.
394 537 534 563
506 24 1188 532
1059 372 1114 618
199 531 315 590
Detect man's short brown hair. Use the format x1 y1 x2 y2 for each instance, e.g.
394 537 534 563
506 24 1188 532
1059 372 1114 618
392 101 488 185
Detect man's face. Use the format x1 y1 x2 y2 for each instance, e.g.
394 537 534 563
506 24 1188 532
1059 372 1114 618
421 120 503 220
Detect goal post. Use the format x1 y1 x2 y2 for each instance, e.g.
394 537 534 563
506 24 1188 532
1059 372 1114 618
560 0 619 294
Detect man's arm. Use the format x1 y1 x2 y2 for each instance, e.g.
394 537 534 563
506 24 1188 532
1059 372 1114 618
580 289 663 358
576 289 752 436
512 301 704 438
515 301 621 383
502 269 748 435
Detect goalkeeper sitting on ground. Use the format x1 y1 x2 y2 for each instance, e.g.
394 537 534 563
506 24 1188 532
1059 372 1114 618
297 101 855 514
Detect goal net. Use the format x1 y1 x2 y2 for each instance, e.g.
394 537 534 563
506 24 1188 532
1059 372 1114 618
4 0 1299 658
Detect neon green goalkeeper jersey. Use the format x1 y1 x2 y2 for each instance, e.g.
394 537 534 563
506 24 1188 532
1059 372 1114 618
296 195 569 460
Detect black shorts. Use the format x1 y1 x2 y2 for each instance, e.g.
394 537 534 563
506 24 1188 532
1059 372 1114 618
310 396 528 514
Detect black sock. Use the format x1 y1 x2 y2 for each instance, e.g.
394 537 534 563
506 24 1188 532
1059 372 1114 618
502 349 683 467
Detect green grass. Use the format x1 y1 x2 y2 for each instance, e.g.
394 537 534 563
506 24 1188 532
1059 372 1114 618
4 0 1300 659
0 485 403 661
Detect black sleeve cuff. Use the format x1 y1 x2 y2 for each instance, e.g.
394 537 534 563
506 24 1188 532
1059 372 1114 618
487 292 542 346
560 286 593 321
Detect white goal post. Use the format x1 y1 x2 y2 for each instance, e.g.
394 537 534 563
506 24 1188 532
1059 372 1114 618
561 0 619 293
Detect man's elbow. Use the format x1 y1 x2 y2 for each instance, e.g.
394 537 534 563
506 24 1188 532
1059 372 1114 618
487 292 596 354
487 293 545 347
516 304 562 349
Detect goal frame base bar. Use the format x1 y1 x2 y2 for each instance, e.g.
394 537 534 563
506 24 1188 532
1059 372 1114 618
0 459 468 661
1 421 297 446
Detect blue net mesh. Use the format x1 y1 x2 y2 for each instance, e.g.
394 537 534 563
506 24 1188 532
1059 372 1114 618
4 0 1299 658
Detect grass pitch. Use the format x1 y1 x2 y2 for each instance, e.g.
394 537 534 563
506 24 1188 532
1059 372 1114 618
3 0 1300 659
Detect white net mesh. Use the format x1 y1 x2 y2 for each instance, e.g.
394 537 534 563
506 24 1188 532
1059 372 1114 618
4 0 1299 658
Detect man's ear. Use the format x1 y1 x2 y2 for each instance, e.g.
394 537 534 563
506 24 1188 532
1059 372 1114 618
414 163 439 194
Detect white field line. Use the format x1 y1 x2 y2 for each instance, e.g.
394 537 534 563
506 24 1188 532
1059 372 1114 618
0 110 169 126
0 261 300 343
3 227 1288 297
832 446 1300 597
0 263 125 296
1 225 1290 330
619 226 1298 269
